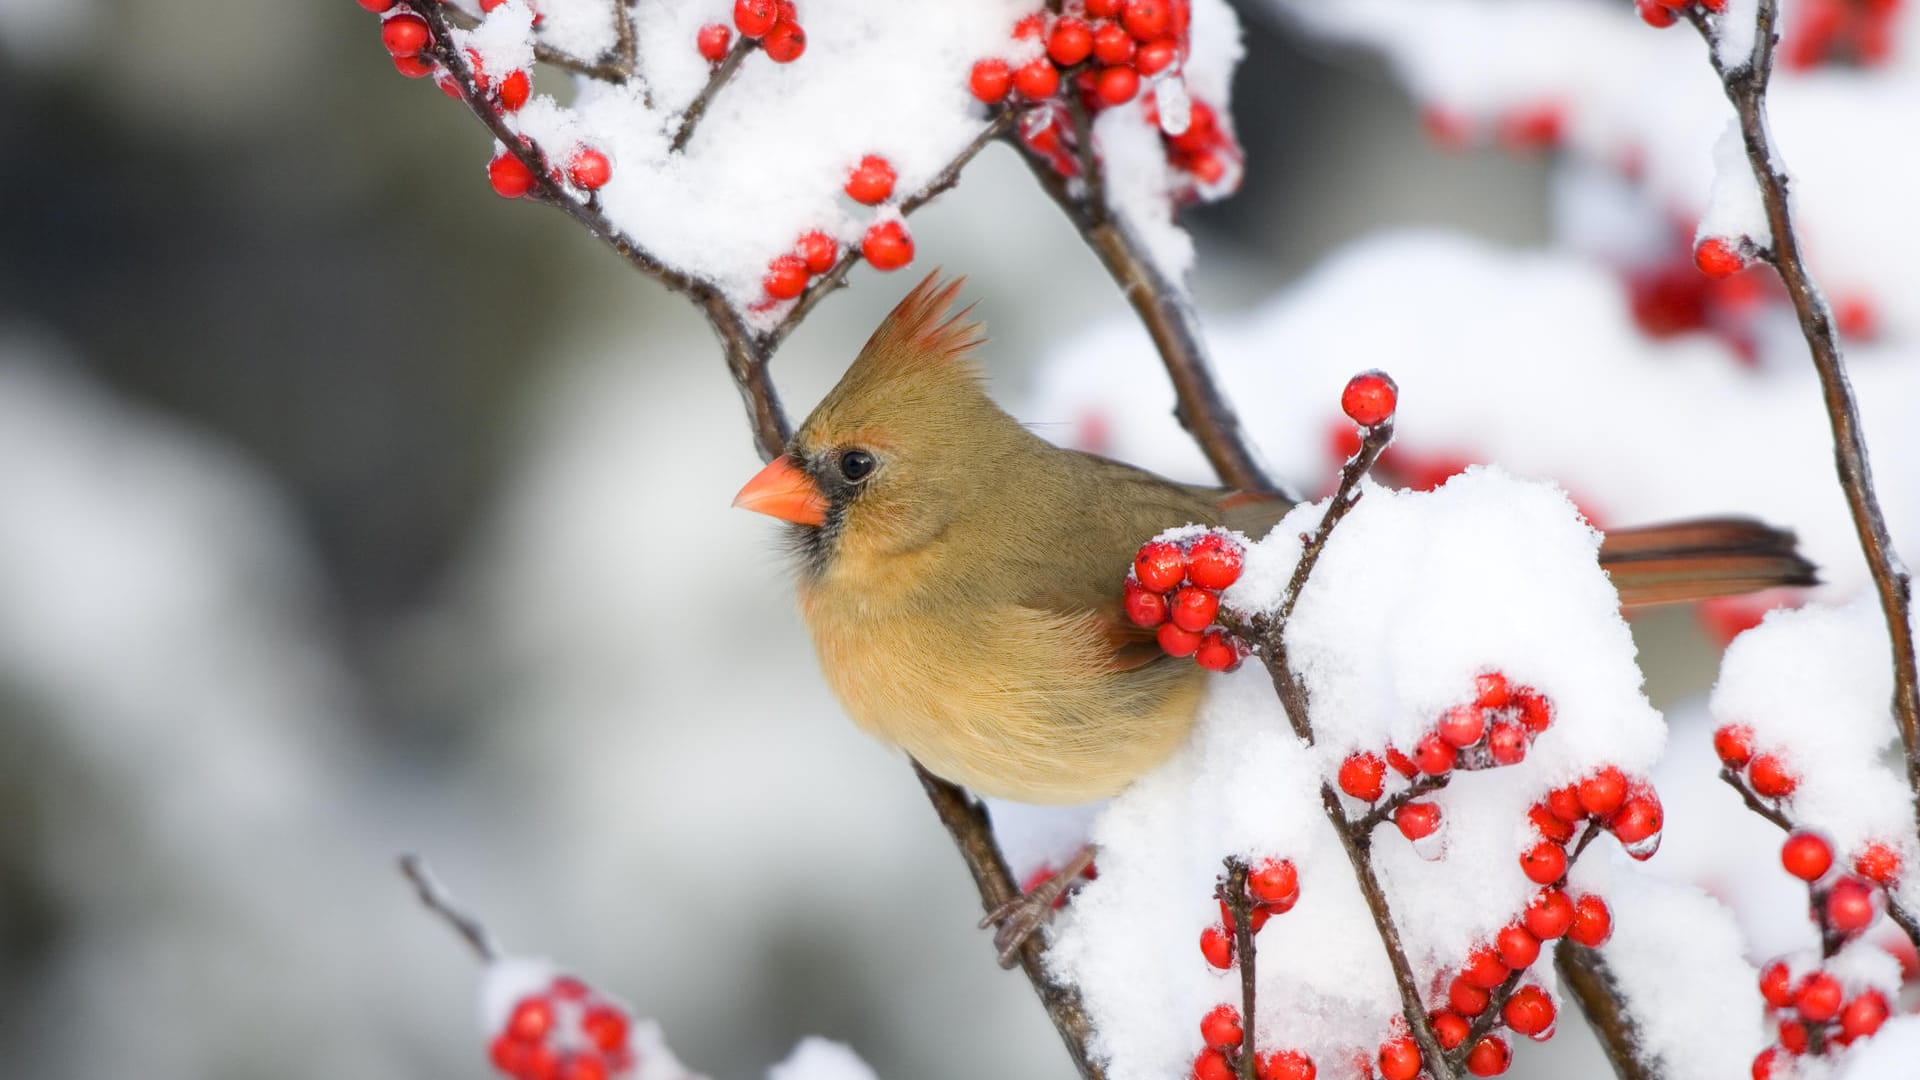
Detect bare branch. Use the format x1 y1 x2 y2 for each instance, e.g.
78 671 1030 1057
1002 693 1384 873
399 854 499 963
1689 0 1920 831
1217 858 1261 1080
1555 941 1658 1080
672 37 758 153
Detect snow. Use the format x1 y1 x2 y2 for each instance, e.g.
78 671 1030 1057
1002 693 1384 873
1837 1014 1920 1078
767 1038 881 1080
1698 120 1770 251
1601 875 1767 1079
1049 469 1665 1078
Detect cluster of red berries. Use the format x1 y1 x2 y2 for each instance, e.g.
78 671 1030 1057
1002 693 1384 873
1152 98 1246 200
1713 723 1801 800
700 1 807 66
489 974 635 1080
1530 764 1666 866
969 3 1192 114
1419 102 1565 156
1752 954 1891 1077
1125 531 1248 672
488 141 614 200
1632 0 1727 29
1193 861 1315 1080
1779 0 1901 70
756 152 911 302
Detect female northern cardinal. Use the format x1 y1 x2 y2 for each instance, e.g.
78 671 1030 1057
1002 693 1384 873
735 275 1814 806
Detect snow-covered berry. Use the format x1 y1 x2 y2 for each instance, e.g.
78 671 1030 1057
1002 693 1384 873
497 69 531 112
1256 1050 1315 1080
1568 894 1612 947
1695 237 1746 278
1796 972 1842 1022
1247 859 1298 906
764 254 809 300
1437 704 1485 749
566 147 611 191
1340 371 1397 427
1377 1037 1422 1080
1495 923 1540 969
1200 925 1234 969
796 231 838 274
1395 802 1442 841
1185 534 1243 590
1713 723 1754 767
1840 989 1889 1040
1193 1048 1233 1080
1825 876 1877 933
1413 733 1457 776
1576 766 1628 818
1854 841 1902 885
1201 1003 1243 1048
1749 753 1798 798
1758 961 1794 1008
844 155 896 205
734 0 777 38
860 220 913 270
1525 888 1574 940
1475 671 1510 709
1338 751 1386 802
1487 721 1528 766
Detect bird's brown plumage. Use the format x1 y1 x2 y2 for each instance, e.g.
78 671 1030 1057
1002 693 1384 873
742 274 1816 804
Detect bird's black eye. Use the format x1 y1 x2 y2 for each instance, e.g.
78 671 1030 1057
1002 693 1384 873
838 449 876 483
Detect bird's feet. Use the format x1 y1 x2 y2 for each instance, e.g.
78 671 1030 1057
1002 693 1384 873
979 845 1097 969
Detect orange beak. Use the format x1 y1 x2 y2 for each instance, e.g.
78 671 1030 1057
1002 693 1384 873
732 455 829 526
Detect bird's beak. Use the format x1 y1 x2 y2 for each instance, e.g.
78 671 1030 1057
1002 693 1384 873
732 455 829 526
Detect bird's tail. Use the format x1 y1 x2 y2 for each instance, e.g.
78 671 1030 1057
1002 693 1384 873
1597 517 1818 607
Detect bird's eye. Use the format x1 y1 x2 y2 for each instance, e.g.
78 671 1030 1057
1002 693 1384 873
838 449 877 483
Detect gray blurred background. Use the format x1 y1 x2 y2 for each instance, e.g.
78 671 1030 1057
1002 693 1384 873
0 3 1574 1078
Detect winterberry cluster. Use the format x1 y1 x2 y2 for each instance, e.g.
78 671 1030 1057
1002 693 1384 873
359 2 615 202
1193 860 1315 1080
1125 531 1249 672
1714 722 1801 801
711 1 807 66
753 152 911 303
1631 0 1727 30
964 4 1245 199
1753 951 1892 1077
1779 0 1900 70
489 974 636 1080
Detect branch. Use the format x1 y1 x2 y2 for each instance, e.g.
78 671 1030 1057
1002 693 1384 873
399 853 499 963
1217 859 1261 1080
1689 0 1920 834
1012 124 1281 497
1555 940 1658 1080
672 37 757 153
441 4 640 83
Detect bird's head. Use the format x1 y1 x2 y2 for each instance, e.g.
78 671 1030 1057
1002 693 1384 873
733 273 1020 581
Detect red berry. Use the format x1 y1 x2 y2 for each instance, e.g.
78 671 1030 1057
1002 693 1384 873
1014 58 1060 98
764 254 809 300
1122 0 1172 41
1432 1011 1471 1050
1248 860 1298 906
1758 962 1794 1008
1092 22 1136 65
1695 237 1746 278
1529 804 1575 846
1170 586 1219 632
1385 745 1418 779
358 0 396 10
1514 688 1552 734
763 20 805 63
1193 1048 1233 1080
1525 888 1574 940
507 996 554 1040
1780 831 1833 881
1577 766 1628 818
697 23 733 61
1378 1037 1422 1080
1437 704 1485 748
1087 0 1122 16
381 13 431 57
1256 1050 1315 1080
567 147 611 191
845 155 896 205
488 153 536 198
1395 802 1441 841
1185 534 1243 590
1568 894 1612 948
1752 1047 1779 1080
1414 733 1457 775
1201 1003 1243 1048
1012 13 1045 40
1610 793 1663 846
1220 898 1275 929
1462 945 1509 990
1465 1034 1511 1076
561 1056 609 1080
796 231 838 274
1194 630 1241 672
1713 723 1754 767
734 0 776 38
1797 972 1842 1022
1777 1019 1808 1054
1340 371 1398 427
1545 785 1585 823
1636 0 1678 26
1475 672 1511 709
1096 65 1140 106
1826 876 1877 933
1136 38 1176 75
581 1005 628 1052
1449 974 1490 1017
1840 989 1889 1040
1503 986 1555 1037
1048 17 1094 66
1496 923 1541 970
860 220 913 270
1200 925 1234 969
1124 578 1169 627
1134 541 1187 592
1521 840 1568 885
1487 721 1527 766
1749 753 1798 798
392 53 436 78
1159 622 1203 658
1338 752 1386 802
970 58 1011 103
1855 841 1903 885
551 976 590 999
497 69 530 111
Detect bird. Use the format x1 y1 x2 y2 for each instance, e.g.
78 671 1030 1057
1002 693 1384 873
733 274 1814 954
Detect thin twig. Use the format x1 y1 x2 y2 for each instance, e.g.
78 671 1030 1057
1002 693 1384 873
1217 859 1260 1080
441 4 638 83
672 37 757 153
399 854 499 963
1555 941 1657 1080
1353 773 1451 834
1688 0 1920 832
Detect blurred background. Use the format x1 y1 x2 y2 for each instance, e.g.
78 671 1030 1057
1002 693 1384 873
2 1 1908 1078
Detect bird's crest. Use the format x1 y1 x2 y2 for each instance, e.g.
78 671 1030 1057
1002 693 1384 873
854 271 985 374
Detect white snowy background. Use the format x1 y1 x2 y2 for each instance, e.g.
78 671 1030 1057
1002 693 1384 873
3 0 1917 1078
